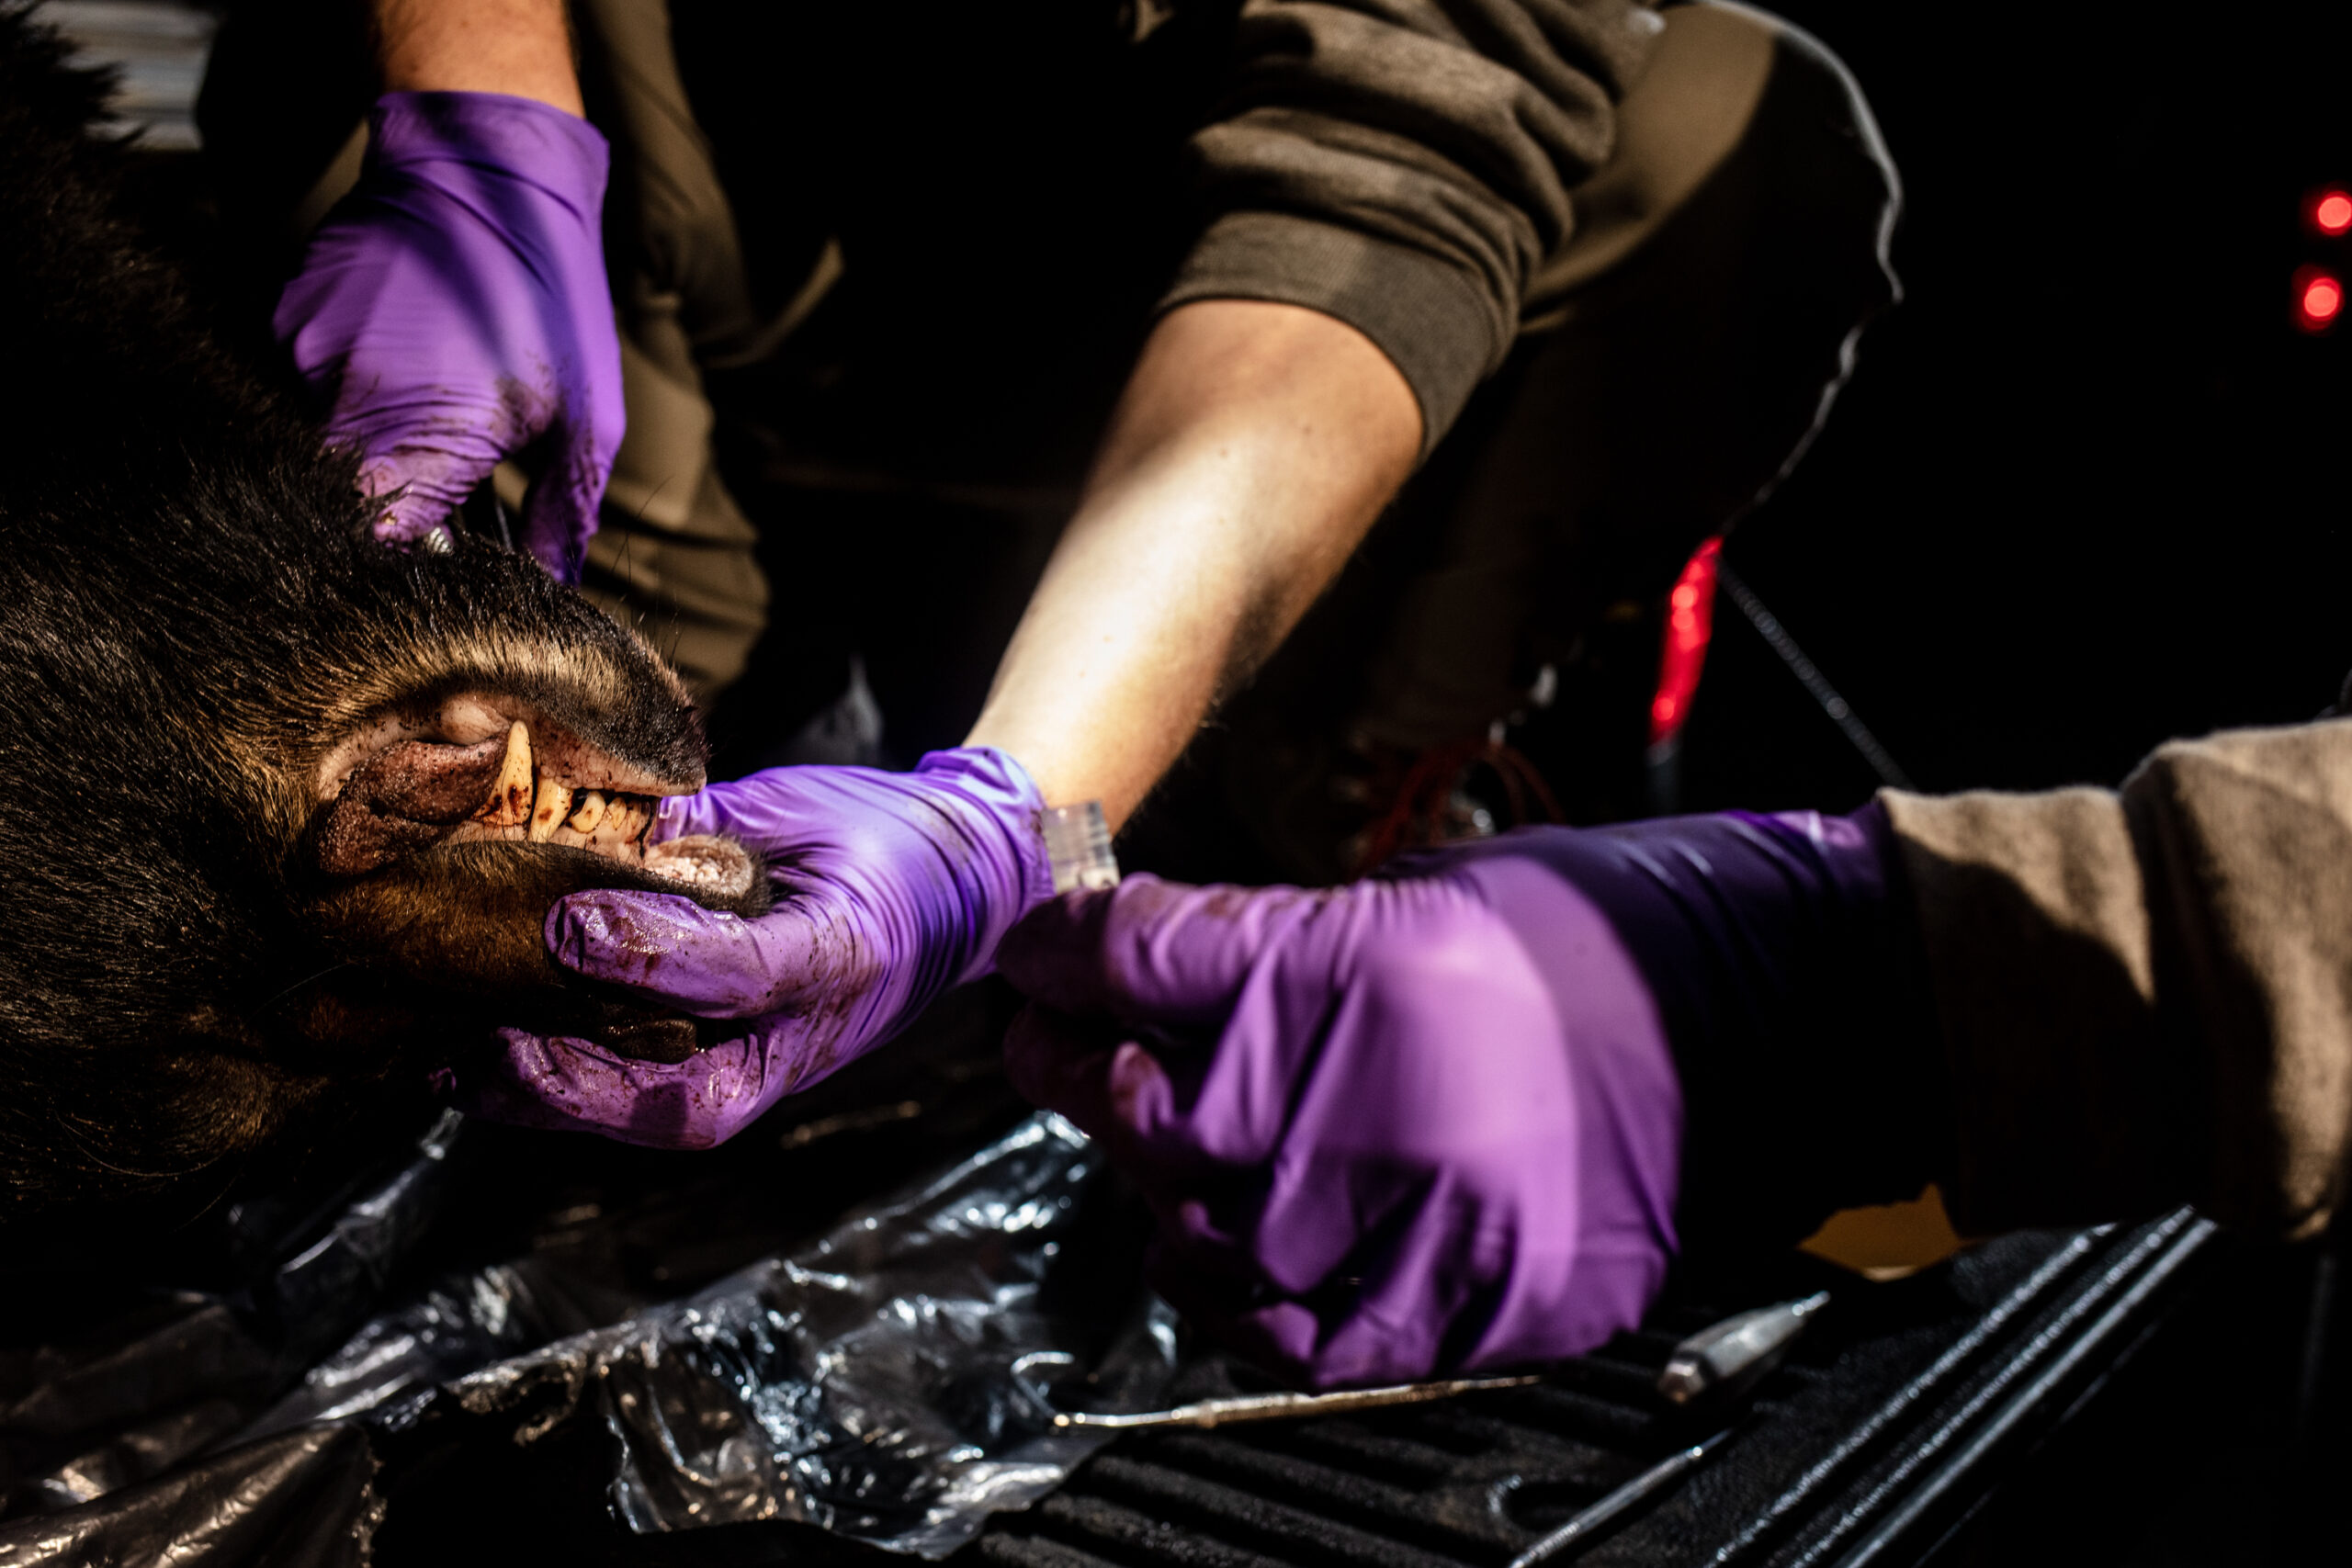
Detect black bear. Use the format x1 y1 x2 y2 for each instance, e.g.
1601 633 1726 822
0 6 757 1236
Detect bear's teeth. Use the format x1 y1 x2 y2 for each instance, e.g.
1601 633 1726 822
476 721 534 828
566 790 607 833
601 796 646 850
529 774 573 842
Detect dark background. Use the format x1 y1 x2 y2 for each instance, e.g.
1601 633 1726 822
694 0 2352 853
1672 2 2352 813
1662 24 2352 1547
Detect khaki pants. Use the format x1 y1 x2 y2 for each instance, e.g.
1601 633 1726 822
200 0 1895 866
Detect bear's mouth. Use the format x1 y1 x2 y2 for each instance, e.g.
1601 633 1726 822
310 693 753 900
290 692 765 1066
432 719 666 857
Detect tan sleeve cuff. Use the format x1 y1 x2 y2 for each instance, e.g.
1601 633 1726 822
2120 721 2352 1238
1884 716 2352 1242
1880 786 2193 1235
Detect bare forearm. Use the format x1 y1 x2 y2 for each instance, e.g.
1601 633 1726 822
375 0 582 116
966 299 1421 824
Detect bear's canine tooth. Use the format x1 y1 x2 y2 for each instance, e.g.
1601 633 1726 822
475 721 534 828
529 775 573 842
566 790 606 833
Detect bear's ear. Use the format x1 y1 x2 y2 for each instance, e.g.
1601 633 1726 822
135 1021 334 1176
0 1020 296 1239
0 1010 447 1255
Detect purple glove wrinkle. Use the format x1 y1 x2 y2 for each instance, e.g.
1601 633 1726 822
1000 803 1923 1388
1001 863 1684 1387
276 92 624 575
451 748 1053 1148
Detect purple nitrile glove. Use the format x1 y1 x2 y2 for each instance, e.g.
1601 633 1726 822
450 748 1053 1148
997 806 1929 1388
275 92 624 577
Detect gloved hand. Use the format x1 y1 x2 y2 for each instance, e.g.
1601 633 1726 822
997 807 1931 1387
275 92 625 577
451 749 1053 1147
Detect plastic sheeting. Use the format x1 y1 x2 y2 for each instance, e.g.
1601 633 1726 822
0 1082 1169 1562
257 1111 1172 1558
0 1425 379 1568
0 1111 469 1565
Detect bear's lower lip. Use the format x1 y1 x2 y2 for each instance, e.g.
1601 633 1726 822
439 822 760 904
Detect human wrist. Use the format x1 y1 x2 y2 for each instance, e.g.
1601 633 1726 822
375 0 583 117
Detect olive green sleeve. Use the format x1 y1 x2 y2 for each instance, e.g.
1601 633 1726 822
1161 0 1664 453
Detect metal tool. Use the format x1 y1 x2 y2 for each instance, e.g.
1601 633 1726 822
1505 1427 1737 1567
1051 1373 1541 1431
1657 1291 1831 1406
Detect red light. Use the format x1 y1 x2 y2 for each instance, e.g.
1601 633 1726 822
2297 265 2345 332
2312 188 2352 237
1648 536 1722 747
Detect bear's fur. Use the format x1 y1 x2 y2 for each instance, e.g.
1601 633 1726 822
0 4 750 1234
